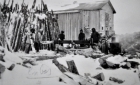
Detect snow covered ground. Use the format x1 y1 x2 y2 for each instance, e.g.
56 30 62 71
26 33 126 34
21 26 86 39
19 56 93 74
0 51 140 85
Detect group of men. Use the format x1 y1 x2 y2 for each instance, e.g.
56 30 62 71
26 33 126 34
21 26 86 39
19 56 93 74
58 28 122 55
58 28 101 47
78 28 101 47
21 27 42 54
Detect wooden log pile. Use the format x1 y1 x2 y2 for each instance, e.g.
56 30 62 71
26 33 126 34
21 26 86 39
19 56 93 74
0 0 60 52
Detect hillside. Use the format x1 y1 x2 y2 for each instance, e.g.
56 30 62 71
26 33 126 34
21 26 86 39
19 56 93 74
117 32 140 55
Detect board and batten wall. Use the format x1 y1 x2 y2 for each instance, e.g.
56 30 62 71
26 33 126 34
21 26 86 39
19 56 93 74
57 10 100 40
57 12 81 40
100 3 115 36
81 10 100 32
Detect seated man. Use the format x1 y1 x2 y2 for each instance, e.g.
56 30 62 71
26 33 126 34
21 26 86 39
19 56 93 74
78 29 85 47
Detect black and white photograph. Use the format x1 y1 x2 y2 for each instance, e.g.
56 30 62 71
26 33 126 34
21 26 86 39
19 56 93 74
0 0 140 85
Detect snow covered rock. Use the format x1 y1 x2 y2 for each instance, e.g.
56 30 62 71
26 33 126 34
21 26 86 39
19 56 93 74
4 50 23 64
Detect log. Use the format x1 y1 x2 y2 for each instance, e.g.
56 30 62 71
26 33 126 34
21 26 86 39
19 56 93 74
14 18 22 52
12 18 21 50
0 63 5 79
11 18 19 49
129 61 139 68
19 56 38 66
11 18 17 46
59 74 79 85
99 58 120 69
7 64 15 71
66 60 79 75
120 62 131 69
92 73 105 81
52 59 69 73
0 53 5 62
124 60 140 68
98 58 108 69
109 77 125 84
55 44 70 54
64 72 95 85
0 63 5 73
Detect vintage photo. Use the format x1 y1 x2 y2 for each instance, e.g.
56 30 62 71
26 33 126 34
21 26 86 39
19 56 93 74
0 0 140 85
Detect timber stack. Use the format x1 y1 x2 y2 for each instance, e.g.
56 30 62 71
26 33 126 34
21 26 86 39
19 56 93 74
0 0 60 52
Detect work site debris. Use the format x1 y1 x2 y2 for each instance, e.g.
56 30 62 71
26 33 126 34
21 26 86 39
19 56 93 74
109 77 125 84
53 59 69 73
92 73 105 81
0 63 5 78
66 60 79 75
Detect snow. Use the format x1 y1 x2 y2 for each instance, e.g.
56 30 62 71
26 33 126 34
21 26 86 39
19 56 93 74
106 55 127 64
0 59 65 85
0 51 140 85
57 54 140 85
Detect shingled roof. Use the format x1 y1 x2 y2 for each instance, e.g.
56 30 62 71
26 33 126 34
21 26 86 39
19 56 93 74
54 0 116 14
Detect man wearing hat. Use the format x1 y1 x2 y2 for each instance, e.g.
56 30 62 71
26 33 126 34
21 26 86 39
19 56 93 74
90 28 100 48
59 31 65 46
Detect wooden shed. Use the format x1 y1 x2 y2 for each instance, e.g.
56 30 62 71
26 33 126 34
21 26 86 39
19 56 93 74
54 0 116 40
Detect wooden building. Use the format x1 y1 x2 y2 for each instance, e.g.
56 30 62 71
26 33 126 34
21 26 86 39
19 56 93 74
54 0 116 40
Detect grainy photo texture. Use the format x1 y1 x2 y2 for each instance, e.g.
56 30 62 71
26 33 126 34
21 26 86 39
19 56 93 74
0 0 140 85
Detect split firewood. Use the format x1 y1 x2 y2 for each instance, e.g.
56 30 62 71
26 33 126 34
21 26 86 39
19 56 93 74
52 59 69 73
99 58 120 69
120 62 131 69
124 60 140 68
138 65 140 80
64 72 95 85
92 73 105 81
19 56 38 66
7 64 15 71
66 60 79 75
59 74 79 85
85 73 98 84
109 77 125 84
55 44 71 54
136 52 140 59
0 63 5 79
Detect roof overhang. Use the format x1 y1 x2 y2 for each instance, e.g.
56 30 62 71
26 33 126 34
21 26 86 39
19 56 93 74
54 10 80 14
108 1 116 14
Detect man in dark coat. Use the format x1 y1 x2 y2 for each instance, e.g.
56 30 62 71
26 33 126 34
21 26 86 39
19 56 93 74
78 29 85 47
59 31 65 46
34 30 41 52
90 28 100 48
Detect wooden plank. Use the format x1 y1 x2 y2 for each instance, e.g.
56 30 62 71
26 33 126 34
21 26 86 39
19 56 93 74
52 59 69 73
66 60 79 75
59 74 79 85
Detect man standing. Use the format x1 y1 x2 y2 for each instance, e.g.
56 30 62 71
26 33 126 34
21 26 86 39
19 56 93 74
24 30 31 54
59 31 65 46
78 29 85 47
34 29 41 53
90 28 100 48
